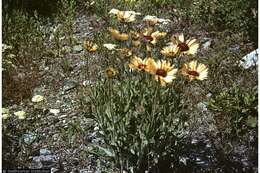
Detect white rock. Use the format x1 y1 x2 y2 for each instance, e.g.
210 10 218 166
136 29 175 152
240 49 258 69
49 109 60 115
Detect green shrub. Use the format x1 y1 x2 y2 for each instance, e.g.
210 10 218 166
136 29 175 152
187 0 255 32
207 85 257 134
2 10 47 104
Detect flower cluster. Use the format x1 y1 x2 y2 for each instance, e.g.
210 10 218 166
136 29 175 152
104 9 208 84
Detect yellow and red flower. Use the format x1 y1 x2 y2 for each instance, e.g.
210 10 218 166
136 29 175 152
181 60 208 81
142 28 167 45
128 56 151 71
170 33 199 55
146 58 178 86
108 27 129 41
109 9 141 23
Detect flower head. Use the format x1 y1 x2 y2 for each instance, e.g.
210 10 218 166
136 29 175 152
143 15 160 25
181 60 208 81
109 9 141 23
128 56 151 71
143 15 171 25
83 40 98 52
103 43 117 50
142 28 166 45
118 48 132 58
14 111 26 119
32 95 44 103
106 67 118 78
170 33 199 55
146 58 178 86
108 27 129 41
2 108 9 120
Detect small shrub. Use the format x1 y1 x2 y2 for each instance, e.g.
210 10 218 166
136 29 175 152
2 11 47 104
208 85 257 135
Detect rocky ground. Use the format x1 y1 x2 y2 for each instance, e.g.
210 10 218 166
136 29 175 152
3 10 258 173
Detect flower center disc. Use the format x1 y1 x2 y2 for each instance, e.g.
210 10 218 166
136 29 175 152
178 43 189 51
138 64 146 70
156 69 167 77
187 70 199 77
143 35 153 41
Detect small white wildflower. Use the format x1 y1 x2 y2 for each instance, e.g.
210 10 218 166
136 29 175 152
2 114 9 119
32 95 44 103
14 111 26 119
2 108 9 114
158 18 171 25
2 108 10 120
49 109 60 115
103 43 117 50
2 44 13 53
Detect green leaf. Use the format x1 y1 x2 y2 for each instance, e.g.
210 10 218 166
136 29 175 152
246 116 257 128
90 144 115 158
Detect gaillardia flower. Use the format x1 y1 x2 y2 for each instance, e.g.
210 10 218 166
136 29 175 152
160 45 179 57
146 59 178 86
109 9 141 23
142 28 167 45
118 48 132 58
170 33 199 55
106 67 118 78
83 40 98 52
14 111 26 120
181 60 208 81
128 56 151 71
108 27 129 41
143 15 171 25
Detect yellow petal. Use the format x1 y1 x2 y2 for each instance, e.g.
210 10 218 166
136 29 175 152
188 43 199 54
146 58 157 74
189 60 197 70
179 33 185 42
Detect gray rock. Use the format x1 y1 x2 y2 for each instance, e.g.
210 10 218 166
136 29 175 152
23 132 37 145
80 169 92 173
59 114 67 119
31 156 43 169
202 40 212 50
197 102 207 112
63 80 79 91
40 148 52 156
32 155 57 169
229 44 240 52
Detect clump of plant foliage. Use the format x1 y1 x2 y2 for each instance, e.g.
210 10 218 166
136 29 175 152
208 85 257 134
